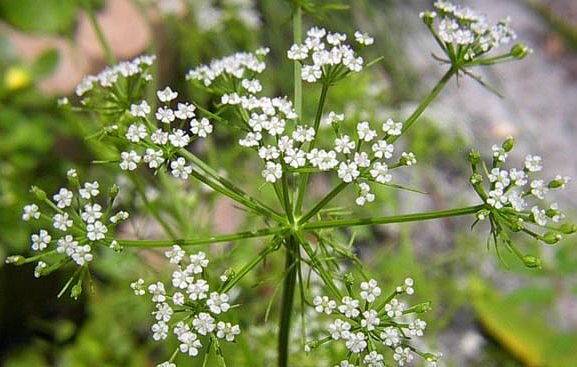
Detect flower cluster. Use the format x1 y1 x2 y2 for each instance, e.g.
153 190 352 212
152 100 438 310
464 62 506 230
132 246 240 366
308 278 441 367
7 169 129 297
469 138 575 266
183 31 416 206
420 1 529 65
288 27 373 84
74 55 156 109
116 84 215 180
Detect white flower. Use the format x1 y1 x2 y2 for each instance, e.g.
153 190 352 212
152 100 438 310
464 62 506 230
170 157 193 179
335 135 356 154
120 151 141 171
334 361 356 367
144 149 165 169
86 220 108 241
241 78 262 93
385 298 405 318
81 203 103 223
408 318 427 336
328 319 351 340
56 234 77 255
361 309 380 331
258 145 280 160
31 229 51 251
302 64 322 82
178 331 202 356
175 102 196 119
239 132 262 147
188 251 209 273
382 118 403 136
130 100 151 117
79 181 100 199
53 188 73 208
525 154 543 172
109 211 129 223
130 278 146 296
531 205 547 226
22 204 40 221
356 182 375 206
190 118 213 138
287 44 309 60
338 161 359 183
393 346 413 366
207 292 230 314
151 129 169 145
53 213 73 231
354 31 374 45
345 332 367 353
372 140 394 159
156 362 176 367
396 277 414 295
338 296 360 318
154 302 173 322
370 162 392 184
262 161 282 183
34 261 47 278
148 282 166 303
492 144 508 162
381 326 400 346
284 148 306 168
172 269 193 289
292 125 315 142
187 279 209 300
363 351 384 367
401 152 417 166
157 86 178 102
360 279 381 302
192 312 216 335
530 179 548 199
126 123 148 142
357 121 376 142
165 245 185 264
216 321 240 341
156 106 176 123
313 295 337 314
168 129 190 148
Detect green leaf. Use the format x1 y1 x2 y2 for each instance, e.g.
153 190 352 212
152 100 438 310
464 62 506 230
31 48 60 78
0 0 78 35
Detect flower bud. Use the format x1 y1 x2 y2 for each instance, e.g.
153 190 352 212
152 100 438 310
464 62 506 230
468 150 481 165
30 186 47 201
420 11 436 27
476 209 490 221
510 43 532 59
413 301 432 313
108 184 120 200
502 136 515 152
548 177 569 189
522 255 542 269
542 232 561 245
109 240 123 253
71 282 83 300
470 173 483 185
5 255 25 265
560 223 577 235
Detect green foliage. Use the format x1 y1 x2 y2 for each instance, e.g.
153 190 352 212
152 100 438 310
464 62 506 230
0 0 79 35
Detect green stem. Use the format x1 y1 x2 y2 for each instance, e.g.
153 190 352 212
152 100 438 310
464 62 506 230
278 235 298 367
295 82 330 214
116 226 287 247
390 66 456 143
83 0 116 65
180 150 286 224
293 5 303 119
303 204 485 230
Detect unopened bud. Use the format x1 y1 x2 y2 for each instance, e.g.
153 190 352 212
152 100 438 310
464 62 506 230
542 232 562 245
108 184 120 200
522 255 542 269
476 209 490 221
470 173 483 185
560 223 577 235
510 43 532 59
413 301 433 313
5 255 25 265
502 136 515 152
468 150 481 165
420 11 436 27
30 186 47 201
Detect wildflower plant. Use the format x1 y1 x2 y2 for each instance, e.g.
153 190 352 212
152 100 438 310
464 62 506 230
8 1 575 367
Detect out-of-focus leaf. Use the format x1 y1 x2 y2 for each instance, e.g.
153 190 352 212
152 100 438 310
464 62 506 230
471 277 577 367
31 49 60 78
0 0 78 35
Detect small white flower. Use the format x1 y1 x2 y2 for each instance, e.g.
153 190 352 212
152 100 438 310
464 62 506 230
120 151 141 171
170 157 193 179
313 295 337 314
354 31 374 45
408 318 427 336
382 118 403 136
192 312 216 335
130 100 151 117
372 140 394 159
525 154 543 172
287 44 309 60
393 346 413 366
168 129 190 148
165 245 185 264
125 123 148 142
345 332 367 353
130 278 146 296
302 64 322 82
79 181 100 199
188 251 209 273
154 302 173 322
34 261 47 278
334 135 356 154
357 121 377 142
53 188 73 208
207 292 230 314
156 106 176 123
148 282 166 303
360 279 381 302
178 331 202 356
175 102 196 119
53 213 73 231
381 326 401 346
157 86 178 102
356 182 375 206
190 118 213 138
361 309 380 331
144 148 165 169
338 161 359 183
31 229 51 251
328 319 351 340
338 296 360 318
370 162 392 184
262 161 282 183
22 204 40 221
151 129 169 145
187 279 209 300
86 220 108 241
216 321 240 341
81 203 103 223
385 298 405 318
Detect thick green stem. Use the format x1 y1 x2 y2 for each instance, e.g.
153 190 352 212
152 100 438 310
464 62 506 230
83 0 116 65
278 235 298 367
303 204 485 230
116 226 287 247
